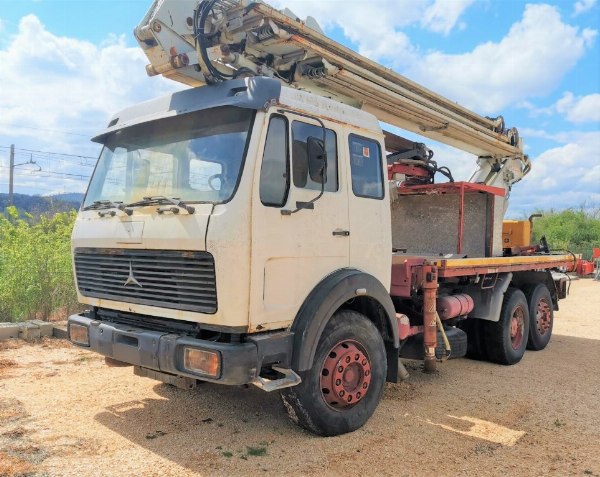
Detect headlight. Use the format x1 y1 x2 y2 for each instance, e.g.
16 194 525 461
69 324 89 346
183 347 220 378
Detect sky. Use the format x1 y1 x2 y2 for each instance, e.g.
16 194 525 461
0 0 598 217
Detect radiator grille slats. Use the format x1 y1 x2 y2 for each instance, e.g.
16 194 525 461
74 248 217 313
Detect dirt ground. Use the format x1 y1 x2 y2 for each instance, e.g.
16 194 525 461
1 279 599 477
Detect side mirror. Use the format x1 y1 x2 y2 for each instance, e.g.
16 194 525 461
307 136 327 184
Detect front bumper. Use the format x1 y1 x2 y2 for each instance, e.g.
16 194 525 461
68 313 293 386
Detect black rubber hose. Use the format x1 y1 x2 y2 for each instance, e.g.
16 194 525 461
194 0 233 82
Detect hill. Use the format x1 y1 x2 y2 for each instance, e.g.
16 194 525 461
0 193 84 216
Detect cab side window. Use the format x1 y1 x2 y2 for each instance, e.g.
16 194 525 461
291 121 338 192
348 134 384 199
260 115 290 207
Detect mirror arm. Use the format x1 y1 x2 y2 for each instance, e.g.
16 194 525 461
277 108 328 216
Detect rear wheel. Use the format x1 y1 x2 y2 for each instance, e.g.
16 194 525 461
483 287 530 365
280 310 386 436
459 318 488 361
523 283 553 351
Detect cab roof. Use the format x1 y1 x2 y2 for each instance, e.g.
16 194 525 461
92 77 381 143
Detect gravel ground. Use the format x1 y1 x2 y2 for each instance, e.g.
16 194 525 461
1 279 599 477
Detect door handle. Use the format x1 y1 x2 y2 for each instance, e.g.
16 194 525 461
332 229 350 237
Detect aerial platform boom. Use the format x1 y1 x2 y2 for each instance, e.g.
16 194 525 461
135 0 530 191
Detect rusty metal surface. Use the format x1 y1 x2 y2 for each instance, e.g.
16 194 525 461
320 340 371 409
390 257 428 297
434 257 577 277
535 298 553 336
436 294 475 320
395 182 506 197
421 265 438 374
509 303 526 351
390 254 576 300
383 130 420 153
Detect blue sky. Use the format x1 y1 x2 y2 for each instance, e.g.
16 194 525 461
0 0 598 216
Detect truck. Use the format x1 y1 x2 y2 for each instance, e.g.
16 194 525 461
67 0 576 436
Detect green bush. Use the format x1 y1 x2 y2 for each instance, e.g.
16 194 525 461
532 208 600 259
0 206 79 322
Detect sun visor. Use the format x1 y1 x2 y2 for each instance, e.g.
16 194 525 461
92 77 281 143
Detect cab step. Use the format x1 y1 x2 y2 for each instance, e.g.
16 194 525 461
252 367 301 392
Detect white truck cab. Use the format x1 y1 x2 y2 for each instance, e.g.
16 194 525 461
69 78 398 419
72 77 391 330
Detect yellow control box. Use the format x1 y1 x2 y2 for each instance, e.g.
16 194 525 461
502 220 531 248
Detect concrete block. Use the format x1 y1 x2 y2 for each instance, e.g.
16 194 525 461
18 322 41 341
0 322 21 340
30 320 54 337
53 325 68 340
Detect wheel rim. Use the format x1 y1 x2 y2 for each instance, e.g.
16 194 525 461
536 298 552 335
510 305 525 350
320 340 371 410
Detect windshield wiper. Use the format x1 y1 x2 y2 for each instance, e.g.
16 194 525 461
126 196 195 214
82 200 133 216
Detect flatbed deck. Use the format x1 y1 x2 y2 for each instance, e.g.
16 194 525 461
390 253 576 297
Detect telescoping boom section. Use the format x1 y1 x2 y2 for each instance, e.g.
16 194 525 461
135 0 530 191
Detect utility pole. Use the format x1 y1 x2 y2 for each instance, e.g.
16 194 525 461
8 144 14 206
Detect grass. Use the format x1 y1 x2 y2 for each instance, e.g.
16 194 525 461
246 446 267 457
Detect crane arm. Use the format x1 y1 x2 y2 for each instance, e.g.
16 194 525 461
134 0 530 193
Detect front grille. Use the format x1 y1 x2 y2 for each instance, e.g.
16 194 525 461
74 248 217 313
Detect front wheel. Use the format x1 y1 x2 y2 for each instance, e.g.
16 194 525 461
281 310 387 436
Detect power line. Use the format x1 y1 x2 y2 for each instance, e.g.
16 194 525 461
1 124 93 137
0 166 91 180
0 145 98 160
12 153 96 167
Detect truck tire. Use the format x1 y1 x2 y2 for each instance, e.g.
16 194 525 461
459 318 488 361
483 287 530 365
523 283 553 351
280 310 386 436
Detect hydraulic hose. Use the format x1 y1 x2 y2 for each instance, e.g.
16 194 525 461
436 312 451 361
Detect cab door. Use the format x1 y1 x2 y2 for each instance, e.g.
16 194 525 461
345 131 391 288
249 112 350 331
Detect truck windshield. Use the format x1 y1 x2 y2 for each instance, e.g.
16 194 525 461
83 106 255 208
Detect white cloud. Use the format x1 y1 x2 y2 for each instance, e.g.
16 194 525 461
520 92 600 123
573 0 597 16
0 15 183 195
509 131 600 213
421 0 476 35
407 4 597 114
555 92 600 123
275 2 595 115
271 0 474 61
0 15 182 153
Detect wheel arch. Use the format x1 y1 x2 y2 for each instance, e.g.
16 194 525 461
290 268 399 380
511 270 558 310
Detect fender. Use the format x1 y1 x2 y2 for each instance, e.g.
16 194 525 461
290 268 398 373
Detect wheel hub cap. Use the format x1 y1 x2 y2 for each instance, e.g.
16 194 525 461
320 340 371 409
510 305 525 350
536 299 552 335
